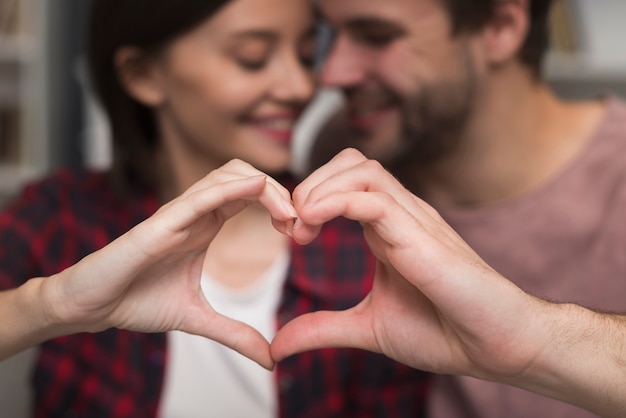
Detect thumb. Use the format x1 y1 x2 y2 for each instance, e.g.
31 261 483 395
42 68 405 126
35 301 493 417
188 312 274 370
270 307 377 361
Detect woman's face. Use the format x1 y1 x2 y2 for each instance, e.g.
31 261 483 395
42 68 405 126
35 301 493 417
130 0 316 182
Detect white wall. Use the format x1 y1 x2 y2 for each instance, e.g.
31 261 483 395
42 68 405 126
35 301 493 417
0 348 35 418
576 0 626 69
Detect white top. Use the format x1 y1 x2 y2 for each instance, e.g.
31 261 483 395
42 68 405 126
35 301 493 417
158 251 290 418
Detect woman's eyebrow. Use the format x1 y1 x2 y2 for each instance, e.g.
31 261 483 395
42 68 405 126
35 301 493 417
230 30 277 41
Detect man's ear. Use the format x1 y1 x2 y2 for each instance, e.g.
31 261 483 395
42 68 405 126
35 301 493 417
115 47 165 106
481 0 530 65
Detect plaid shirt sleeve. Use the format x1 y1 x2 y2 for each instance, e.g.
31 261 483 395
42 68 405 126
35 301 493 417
277 216 431 418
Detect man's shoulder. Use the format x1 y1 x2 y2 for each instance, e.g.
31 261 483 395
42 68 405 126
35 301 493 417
581 96 626 164
598 96 626 134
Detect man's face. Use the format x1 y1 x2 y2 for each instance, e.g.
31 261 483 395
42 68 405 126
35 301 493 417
318 0 483 165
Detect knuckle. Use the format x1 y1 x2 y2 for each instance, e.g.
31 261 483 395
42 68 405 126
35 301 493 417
224 158 252 171
360 158 385 172
291 186 308 206
337 147 366 162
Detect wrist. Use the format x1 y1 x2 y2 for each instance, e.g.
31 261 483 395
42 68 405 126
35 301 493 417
21 276 72 339
35 270 96 336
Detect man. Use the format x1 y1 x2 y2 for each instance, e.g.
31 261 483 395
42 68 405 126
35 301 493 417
299 0 626 417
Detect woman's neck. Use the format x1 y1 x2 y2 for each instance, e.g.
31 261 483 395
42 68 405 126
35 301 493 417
203 205 289 289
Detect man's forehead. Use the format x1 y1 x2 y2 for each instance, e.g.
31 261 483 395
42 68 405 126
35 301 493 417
316 0 439 26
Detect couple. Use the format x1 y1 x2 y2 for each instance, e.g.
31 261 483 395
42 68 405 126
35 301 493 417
1 0 625 417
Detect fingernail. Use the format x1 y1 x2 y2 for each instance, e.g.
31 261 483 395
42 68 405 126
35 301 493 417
281 199 298 219
285 219 294 237
294 217 303 230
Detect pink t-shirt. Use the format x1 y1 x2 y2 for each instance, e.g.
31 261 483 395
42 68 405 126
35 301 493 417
428 97 626 418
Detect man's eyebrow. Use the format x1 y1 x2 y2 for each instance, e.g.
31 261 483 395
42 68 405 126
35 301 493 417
344 17 405 33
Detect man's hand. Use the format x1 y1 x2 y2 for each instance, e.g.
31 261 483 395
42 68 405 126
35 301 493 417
273 148 549 378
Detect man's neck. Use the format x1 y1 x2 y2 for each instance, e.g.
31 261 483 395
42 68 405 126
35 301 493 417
407 67 605 208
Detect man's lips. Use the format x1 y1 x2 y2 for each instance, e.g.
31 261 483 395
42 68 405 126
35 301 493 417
347 104 395 130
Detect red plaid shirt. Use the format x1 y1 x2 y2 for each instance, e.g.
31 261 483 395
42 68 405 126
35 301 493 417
0 169 430 417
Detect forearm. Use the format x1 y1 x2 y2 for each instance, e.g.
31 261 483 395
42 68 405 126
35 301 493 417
504 302 626 417
0 277 66 361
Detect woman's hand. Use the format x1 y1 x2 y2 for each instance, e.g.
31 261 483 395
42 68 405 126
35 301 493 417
34 160 295 369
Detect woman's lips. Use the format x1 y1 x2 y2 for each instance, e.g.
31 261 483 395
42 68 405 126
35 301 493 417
247 117 298 144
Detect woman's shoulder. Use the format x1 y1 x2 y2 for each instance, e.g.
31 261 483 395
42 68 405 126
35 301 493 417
15 168 114 207
3 167 156 223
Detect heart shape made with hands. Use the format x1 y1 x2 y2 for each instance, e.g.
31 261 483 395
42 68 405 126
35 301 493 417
195 160 426 368
179 162 385 371
207 192 437 375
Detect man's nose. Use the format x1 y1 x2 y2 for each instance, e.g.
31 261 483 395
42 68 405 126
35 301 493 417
319 35 366 88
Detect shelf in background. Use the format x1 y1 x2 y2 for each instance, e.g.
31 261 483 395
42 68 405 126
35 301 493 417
545 0 626 99
546 52 626 83
0 163 39 197
0 35 35 63
0 0 50 204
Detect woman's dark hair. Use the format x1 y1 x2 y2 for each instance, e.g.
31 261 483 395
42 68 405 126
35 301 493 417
440 0 554 79
86 0 230 193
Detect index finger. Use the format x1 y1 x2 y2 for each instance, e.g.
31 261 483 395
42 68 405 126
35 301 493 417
292 148 368 207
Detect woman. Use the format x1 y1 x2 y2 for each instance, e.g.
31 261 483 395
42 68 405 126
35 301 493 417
0 0 430 416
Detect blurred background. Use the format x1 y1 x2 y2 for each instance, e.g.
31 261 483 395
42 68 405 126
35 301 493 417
0 0 93 203
0 0 626 416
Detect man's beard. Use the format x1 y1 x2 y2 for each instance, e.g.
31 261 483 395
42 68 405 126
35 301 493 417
388 57 479 171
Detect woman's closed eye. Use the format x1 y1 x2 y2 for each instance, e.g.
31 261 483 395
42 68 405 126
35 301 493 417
237 57 268 71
